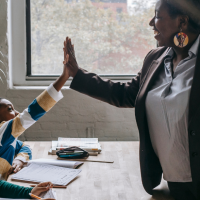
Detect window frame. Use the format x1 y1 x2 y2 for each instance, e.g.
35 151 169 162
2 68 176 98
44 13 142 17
10 0 141 87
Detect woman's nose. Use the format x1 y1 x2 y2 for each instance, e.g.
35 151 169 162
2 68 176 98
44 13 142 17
149 17 155 27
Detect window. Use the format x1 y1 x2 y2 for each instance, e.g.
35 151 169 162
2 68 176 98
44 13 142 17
10 0 156 86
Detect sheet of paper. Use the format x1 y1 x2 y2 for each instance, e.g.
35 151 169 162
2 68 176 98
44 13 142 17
57 137 99 148
12 163 81 186
40 188 56 199
28 158 83 169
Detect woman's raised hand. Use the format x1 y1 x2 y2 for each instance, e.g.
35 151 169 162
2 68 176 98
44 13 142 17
63 37 79 78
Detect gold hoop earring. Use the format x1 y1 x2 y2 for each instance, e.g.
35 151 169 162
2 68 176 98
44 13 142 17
173 28 189 48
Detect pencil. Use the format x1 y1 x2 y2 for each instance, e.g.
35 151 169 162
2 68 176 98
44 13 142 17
29 193 42 199
29 184 67 188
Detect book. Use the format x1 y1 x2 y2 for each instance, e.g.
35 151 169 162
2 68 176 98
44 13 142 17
49 138 102 155
28 158 83 169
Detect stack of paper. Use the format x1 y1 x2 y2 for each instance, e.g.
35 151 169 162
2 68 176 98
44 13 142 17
49 138 102 155
12 163 81 186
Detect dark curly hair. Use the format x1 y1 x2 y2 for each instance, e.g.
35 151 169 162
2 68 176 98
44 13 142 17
165 0 200 33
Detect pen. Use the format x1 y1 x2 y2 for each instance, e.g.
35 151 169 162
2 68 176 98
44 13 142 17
29 193 42 199
29 184 67 188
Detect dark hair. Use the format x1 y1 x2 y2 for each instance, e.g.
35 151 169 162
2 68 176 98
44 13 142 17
165 0 200 33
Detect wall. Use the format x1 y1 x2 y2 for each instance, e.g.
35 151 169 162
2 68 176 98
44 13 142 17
0 0 139 141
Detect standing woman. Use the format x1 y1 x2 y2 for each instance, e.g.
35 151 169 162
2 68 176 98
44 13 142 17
64 0 200 199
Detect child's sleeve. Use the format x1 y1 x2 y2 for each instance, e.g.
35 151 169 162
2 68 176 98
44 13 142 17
0 180 33 198
14 140 32 163
0 83 63 146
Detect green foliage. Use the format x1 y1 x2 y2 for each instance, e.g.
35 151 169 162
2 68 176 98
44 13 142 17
31 0 156 75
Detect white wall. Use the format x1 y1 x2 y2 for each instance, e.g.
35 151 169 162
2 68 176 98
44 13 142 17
0 0 139 141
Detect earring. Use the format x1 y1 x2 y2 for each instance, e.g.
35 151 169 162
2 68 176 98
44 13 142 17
173 28 189 48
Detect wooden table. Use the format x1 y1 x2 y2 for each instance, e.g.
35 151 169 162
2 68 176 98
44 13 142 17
8 142 174 200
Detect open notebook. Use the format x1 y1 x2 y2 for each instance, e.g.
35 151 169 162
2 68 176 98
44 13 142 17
12 162 82 186
28 158 83 169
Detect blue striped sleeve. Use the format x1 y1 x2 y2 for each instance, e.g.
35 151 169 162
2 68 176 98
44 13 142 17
28 99 46 121
1 120 15 147
15 141 32 162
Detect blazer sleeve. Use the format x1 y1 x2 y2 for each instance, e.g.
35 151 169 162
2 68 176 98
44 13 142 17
70 68 141 108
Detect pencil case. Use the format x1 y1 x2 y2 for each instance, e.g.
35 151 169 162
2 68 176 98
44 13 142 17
56 146 89 159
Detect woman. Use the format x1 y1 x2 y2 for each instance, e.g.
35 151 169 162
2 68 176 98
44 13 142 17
64 0 200 199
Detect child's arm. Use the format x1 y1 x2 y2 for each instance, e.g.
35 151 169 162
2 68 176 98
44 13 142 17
0 180 55 199
7 140 32 175
0 61 69 145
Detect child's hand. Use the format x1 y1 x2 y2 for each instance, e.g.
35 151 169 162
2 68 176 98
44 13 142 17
8 159 24 175
31 182 53 197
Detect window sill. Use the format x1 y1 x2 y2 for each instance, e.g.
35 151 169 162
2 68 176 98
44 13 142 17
12 86 70 90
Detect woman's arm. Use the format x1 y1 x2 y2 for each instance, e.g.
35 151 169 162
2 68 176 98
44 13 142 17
63 37 141 108
70 69 141 108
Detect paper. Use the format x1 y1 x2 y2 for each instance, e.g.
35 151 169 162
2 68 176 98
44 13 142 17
40 188 56 199
58 137 99 148
12 163 81 186
28 158 83 169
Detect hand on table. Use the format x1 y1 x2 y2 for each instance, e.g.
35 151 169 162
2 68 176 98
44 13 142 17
31 182 54 197
7 159 24 175
63 37 79 78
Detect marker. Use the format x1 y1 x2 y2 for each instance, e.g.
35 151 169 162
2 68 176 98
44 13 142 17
29 193 42 199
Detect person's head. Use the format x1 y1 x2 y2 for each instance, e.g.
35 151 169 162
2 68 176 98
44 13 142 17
149 0 200 47
0 98 19 123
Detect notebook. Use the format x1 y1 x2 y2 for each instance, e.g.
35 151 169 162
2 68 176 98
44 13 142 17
28 158 83 169
12 163 82 186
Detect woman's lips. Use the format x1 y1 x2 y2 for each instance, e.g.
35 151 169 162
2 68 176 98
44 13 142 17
154 30 160 36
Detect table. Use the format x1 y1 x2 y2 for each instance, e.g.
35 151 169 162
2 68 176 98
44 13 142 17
8 142 174 200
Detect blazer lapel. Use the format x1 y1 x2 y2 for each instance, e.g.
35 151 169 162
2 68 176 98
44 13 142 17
188 44 200 125
135 48 169 114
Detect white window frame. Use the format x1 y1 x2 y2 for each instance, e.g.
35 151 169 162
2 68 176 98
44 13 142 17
8 0 135 87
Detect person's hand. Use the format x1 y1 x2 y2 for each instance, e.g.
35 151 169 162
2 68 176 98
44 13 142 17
7 159 24 175
63 37 79 78
31 182 53 197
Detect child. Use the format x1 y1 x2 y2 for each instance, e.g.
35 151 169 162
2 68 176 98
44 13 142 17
0 180 55 199
0 46 69 181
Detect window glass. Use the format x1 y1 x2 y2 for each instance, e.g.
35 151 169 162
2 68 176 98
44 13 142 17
31 0 156 75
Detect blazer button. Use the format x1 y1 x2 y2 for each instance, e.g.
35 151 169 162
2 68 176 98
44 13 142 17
190 130 196 136
192 152 198 157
